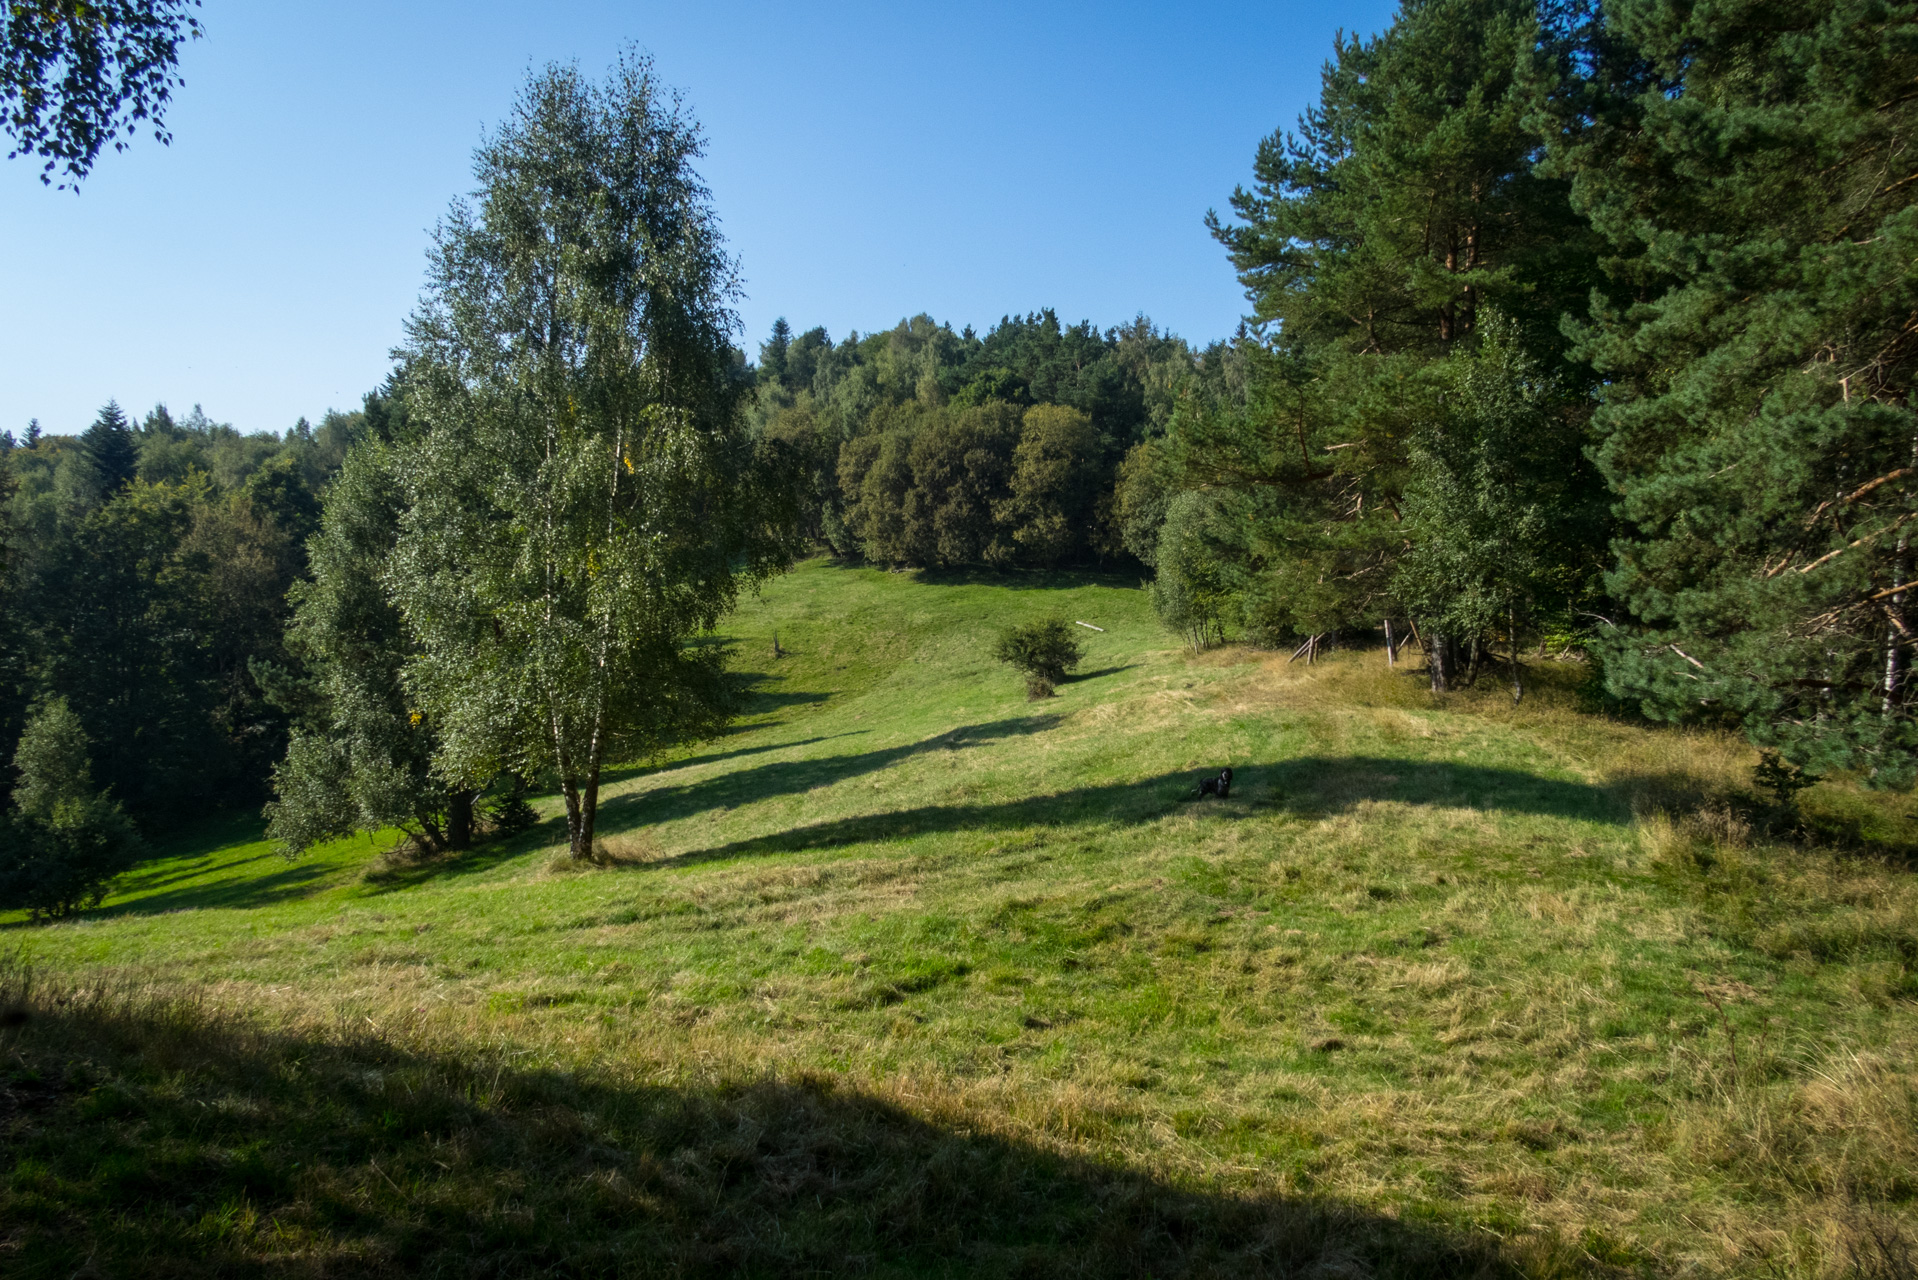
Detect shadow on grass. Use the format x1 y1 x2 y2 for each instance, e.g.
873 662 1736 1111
356 829 556 894
365 721 1052 896
649 755 1647 869
596 715 1062 832
908 563 1147 593
597 732 871 789
0 970 1524 1278
81 856 339 919
731 671 834 714
1067 663 1136 683
1797 799 1918 865
0 810 345 925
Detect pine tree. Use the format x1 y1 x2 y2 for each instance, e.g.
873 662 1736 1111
1542 0 1918 783
761 316 792 387
80 400 139 493
1194 0 1605 667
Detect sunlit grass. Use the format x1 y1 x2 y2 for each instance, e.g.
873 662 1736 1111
4 559 1916 1276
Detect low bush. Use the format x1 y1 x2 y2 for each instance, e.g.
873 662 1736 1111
993 618 1083 699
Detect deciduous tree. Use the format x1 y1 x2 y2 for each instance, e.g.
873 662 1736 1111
2 0 202 187
391 53 798 861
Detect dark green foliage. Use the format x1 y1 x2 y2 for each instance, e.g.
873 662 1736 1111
20 476 233 822
759 316 792 386
265 436 477 858
993 618 1083 699
1 400 358 830
1391 315 1606 690
240 450 322 549
1167 0 1609 675
1212 0 1593 363
833 402 1119 570
1007 405 1105 567
484 791 538 839
1755 749 1820 820
752 311 1196 568
1542 0 1918 783
837 425 920 563
904 403 1021 568
1 0 203 186
79 401 137 493
1150 493 1235 650
0 698 142 919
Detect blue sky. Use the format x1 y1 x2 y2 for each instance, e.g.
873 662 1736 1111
0 0 1396 437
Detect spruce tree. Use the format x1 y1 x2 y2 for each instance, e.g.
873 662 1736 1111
0 697 142 920
81 400 139 493
760 317 792 387
1542 0 1918 783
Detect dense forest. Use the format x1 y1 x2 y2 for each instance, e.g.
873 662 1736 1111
5 0 1916 909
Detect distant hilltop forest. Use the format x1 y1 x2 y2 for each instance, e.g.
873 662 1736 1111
2 0 1915 890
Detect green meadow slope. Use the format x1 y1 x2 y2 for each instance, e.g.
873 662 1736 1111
4 560 1917 1277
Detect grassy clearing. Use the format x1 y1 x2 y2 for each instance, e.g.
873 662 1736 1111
4 559 1917 1277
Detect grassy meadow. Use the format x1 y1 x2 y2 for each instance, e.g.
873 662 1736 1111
4 559 1917 1277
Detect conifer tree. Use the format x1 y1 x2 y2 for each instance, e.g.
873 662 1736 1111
81 400 138 493
760 317 792 387
1541 0 1918 782
265 438 479 856
0 697 142 919
1195 0 1604 668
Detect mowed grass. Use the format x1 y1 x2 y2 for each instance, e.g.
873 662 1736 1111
4 559 1918 1277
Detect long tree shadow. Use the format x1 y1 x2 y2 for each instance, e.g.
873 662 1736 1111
730 672 834 714
909 564 1147 593
30 855 339 922
649 755 1643 869
594 715 1062 832
1067 663 1135 683
356 826 561 894
0 972 1520 1277
596 732 869 789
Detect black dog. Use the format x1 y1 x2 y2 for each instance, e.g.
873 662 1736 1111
1194 767 1233 799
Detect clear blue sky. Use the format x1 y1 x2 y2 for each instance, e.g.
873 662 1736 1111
0 0 1396 437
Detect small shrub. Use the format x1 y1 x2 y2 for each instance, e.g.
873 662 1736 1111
485 794 539 839
993 618 1083 700
1754 748 1818 822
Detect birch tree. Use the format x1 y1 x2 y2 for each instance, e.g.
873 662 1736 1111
390 52 795 860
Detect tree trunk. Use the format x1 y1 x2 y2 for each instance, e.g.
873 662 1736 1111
579 727 606 863
1509 603 1524 705
1888 537 1909 716
448 789 475 851
561 778 584 857
1384 618 1395 668
577 774 600 861
1428 628 1450 692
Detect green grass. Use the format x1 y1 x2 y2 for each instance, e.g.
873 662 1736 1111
4 558 1917 1277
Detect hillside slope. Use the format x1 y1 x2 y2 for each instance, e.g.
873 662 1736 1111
4 560 1916 1277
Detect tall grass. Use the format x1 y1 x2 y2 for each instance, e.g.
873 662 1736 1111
4 560 1916 1276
